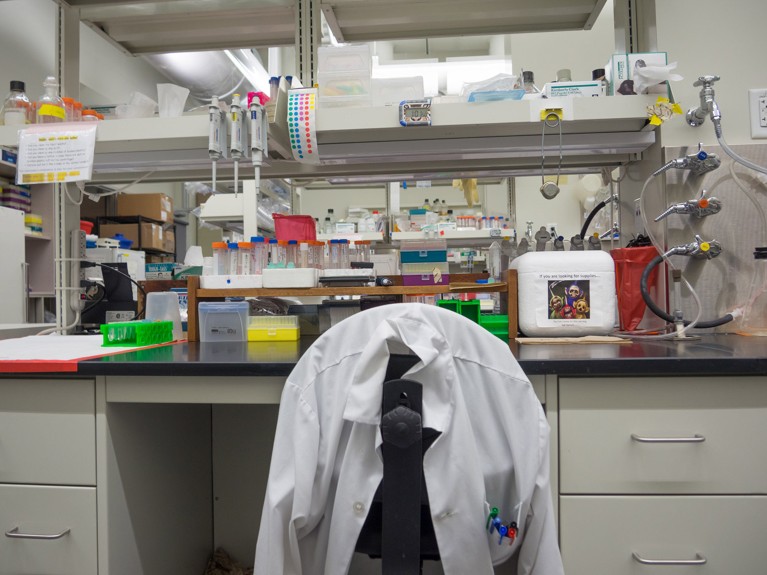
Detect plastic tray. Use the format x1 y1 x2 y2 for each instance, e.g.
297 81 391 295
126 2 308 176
262 267 318 288
479 314 510 340
100 320 174 347
247 315 300 342
198 301 249 342
401 262 449 275
400 250 448 264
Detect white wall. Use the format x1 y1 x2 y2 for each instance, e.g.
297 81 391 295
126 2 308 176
0 0 56 99
508 0 615 86
656 0 767 147
514 176 585 241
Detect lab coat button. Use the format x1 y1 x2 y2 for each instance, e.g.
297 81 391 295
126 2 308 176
353 502 365 514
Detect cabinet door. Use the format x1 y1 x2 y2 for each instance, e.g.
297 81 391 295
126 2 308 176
0 484 97 575
559 376 767 494
561 495 767 575
0 206 25 323
0 379 96 486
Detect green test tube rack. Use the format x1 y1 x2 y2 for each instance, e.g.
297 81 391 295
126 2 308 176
100 320 174 347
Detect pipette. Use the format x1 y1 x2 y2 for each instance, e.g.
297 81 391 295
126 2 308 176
208 96 224 190
249 92 269 236
230 93 245 196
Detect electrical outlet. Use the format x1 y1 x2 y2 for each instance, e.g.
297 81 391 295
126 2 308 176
749 89 767 138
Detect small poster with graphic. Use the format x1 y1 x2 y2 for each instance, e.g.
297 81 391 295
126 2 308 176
548 280 590 320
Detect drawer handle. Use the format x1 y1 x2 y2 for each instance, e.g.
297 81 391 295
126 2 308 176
632 551 707 566
5 526 71 540
631 433 706 444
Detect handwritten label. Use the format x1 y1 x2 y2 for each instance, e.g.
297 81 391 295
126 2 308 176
16 124 97 185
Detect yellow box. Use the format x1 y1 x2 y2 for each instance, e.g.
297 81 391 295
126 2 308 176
247 316 300 342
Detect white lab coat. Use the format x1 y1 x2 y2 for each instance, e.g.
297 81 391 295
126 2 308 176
255 303 563 575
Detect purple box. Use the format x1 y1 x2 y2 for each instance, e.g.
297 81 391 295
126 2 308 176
402 273 450 287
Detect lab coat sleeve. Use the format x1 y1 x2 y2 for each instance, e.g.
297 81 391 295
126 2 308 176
514 415 565 575
255 381 320 575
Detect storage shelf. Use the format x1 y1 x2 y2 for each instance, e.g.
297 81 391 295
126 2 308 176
0 96 658 184
186 271 518 342
24 234 52 241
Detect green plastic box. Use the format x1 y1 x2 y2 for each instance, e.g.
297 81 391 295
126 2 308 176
479 314 510 340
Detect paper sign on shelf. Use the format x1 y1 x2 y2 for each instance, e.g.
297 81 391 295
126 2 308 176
287 88 321 165
16 123 97 185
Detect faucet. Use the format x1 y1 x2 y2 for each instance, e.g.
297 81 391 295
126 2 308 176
686 75 721 127
654 189 723 221
652 143 721 177
665 234 722 259
599 222 619 240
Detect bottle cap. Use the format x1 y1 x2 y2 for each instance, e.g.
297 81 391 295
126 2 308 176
212 241 227 249
592 68 606 80
288 239 298 244
522 71 534 83
250 236 265 242
228 242 239 249
10 80 25 91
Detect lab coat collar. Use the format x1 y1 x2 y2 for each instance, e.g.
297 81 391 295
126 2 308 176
343 314 456 433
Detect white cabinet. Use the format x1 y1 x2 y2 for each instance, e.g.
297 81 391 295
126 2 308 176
560 495 767 575
0 379 97 573
558 376 767 575
0 484 97 575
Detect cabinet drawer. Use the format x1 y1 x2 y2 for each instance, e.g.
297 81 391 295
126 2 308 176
560 495 767 575
0 379 95 485
559 376 767 493
0 484 97 575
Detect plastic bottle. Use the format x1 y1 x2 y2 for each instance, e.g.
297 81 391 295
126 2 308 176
212 242 229 275
521 71 541 95
432 199 440 214
250 236 268 274
327 208 337 233
227 242 240 274
422 198 431 211
440 199 448 216
238 241 253 275
323 216 333 235
488 240 502 313
36 76 65 124
739 247 767 336
1 81 32 126
62 97 75 121
286 240 298 268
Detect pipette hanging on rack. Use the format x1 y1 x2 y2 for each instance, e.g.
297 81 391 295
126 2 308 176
229 93 248 197
208 96 227 190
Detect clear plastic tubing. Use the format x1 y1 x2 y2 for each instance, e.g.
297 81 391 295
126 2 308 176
227 242 240 275
212 241 229 275
238 241 253 275
250 236 268 274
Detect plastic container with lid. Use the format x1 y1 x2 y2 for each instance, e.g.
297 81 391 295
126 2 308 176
355 240 371 262
298 242 310 268
198 301 249 342
738 247 767 336
247 315 300 342
328 239 341 268
36 76 65 124
238 241 254 275
82 109 100 122
309 240 324 269
212 241 229 275
1 80 32 126
286 240 299 268
227 242 240 274
250 236 268 274
73 101 82 121
62 97 75 121
339 239 350 268
510 250 616 336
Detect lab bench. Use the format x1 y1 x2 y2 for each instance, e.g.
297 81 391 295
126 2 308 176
1 334 766 575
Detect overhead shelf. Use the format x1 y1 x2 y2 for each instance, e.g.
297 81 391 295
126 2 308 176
73 0 606 55
0 95 658 184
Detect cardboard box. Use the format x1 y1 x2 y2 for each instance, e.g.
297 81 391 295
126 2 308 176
145 262 177 280
99 222 165 252
117 193 173 223
163 229 175 255
543 80 604 98
607 54 629 95
146 253 175 264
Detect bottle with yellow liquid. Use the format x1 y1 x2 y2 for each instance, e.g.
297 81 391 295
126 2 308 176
36 76 65 124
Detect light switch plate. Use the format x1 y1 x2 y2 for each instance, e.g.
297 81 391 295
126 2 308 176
749 88 767 138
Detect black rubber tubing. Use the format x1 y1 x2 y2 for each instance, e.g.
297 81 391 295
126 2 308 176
640 254 734 328
579 200 607 239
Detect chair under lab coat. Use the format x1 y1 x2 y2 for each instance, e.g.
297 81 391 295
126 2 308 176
255 303 564 575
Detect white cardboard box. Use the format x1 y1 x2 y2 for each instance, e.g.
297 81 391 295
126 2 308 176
543 81 604 98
